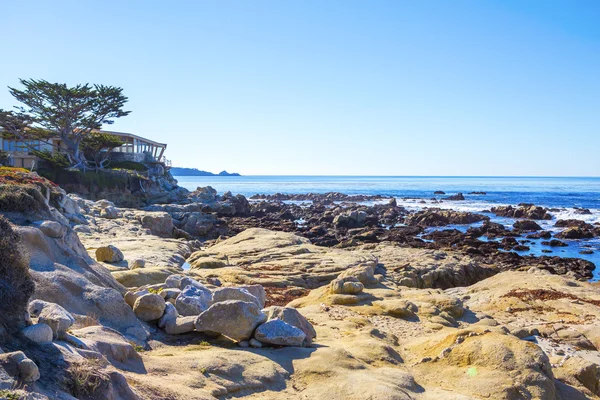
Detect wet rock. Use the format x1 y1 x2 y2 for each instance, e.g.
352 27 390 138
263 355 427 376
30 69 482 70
491 204 552 220
444 193 465 201
542 239 568 247
555 227 595 240
513 220 542 232
405 209 488 227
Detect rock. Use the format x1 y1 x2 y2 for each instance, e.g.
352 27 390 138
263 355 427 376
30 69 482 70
158 302 178 329
444 193 465 201
139 211 174 237
541 239 568 247
175 285 213 316
254 319 306 347
73 224 92 234
556 356 600 396
28 300 74 339
100 206 120 219
21 323 53 344
95 245 124 263
133 293 166 322
249 338 263 348
491 204 552 220
434 191 446 195
189 257 227 269
0 351 40 382
195 300 267 342
237 285 267 308
333 210 368 228
513 220 542 231
71 326 145 373
124 288 150 308
374 299 418 319
405 209 488 227
34 220 65 238
329 276 364 294
555 227 595 240
212 287 261 307
338 261 378 286
263 306 316 345
129 259 146 269
164 316 197 335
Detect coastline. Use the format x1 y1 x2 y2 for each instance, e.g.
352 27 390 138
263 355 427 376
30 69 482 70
2 169 600 398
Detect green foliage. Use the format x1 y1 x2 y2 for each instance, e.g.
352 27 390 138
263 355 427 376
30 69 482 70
108 161 147 172
81 132 124 170
0 390 23 400
31 149 70 169
147 287 162 295
0 216 35 336
0 150 8 164
0 79 130 168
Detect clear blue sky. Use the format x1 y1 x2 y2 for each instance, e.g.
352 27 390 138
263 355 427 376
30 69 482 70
1 1 599 176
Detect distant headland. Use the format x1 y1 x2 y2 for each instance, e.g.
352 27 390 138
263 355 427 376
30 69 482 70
170 167 241 176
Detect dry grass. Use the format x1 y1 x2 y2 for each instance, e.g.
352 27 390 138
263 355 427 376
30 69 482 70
64 358 110 398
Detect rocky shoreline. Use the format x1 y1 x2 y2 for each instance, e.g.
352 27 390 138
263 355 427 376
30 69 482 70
1 171 600 399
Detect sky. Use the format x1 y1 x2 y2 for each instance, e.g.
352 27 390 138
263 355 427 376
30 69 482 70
1 1 599 176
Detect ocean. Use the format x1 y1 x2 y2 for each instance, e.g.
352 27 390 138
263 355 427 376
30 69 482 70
174 175 600 279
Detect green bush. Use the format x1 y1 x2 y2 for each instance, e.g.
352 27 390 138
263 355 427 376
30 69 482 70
0 216 35 336
0 184 41 213
108 160 148 172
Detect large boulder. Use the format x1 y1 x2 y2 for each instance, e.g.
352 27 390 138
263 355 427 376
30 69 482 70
195 300 267 342
139 212 174 238
175 285 212 316
21 323 53 345
329 276 364 295
333 210 368 228
263 306 316 345
28 300 74 339
71 326 145 373
212 287 261 307
133 293 166 322
34 220 66 238
254 319 306 347
513 220 542 232
96 245 124 263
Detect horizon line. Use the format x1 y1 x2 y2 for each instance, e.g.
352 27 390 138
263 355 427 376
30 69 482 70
173 173 600 179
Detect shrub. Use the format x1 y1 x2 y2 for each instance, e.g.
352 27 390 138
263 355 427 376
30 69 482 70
0 216 35 336
65 359 110 398
108 161 148 172
0 184 41 213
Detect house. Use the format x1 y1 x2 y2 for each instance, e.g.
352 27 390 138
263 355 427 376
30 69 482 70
0 129 167 169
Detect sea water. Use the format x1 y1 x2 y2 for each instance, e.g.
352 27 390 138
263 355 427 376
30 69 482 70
174 175 600 279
